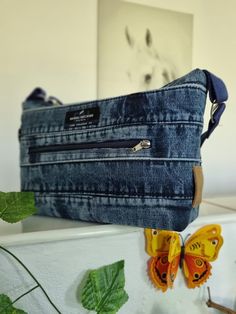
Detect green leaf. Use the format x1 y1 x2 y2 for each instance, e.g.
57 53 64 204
0 192 37 223
81 260 129 314
0 294 27 313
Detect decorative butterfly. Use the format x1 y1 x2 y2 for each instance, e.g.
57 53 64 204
144 224 223 292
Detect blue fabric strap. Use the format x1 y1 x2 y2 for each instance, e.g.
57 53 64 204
201 70 228 146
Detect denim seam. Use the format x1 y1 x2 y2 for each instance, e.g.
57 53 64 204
33 192 193 200
23 84 207 113
20 121 204 139
21 157 201 167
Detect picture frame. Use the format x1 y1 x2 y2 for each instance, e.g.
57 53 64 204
97 0 193 98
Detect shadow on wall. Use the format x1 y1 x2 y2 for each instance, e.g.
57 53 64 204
64 270 89 310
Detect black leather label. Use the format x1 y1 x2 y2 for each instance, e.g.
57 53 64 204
64 107 100 129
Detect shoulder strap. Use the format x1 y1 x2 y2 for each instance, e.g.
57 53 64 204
201 70 228 146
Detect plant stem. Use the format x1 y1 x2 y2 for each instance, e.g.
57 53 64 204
11 284 39 305
0 245 62 314
1 285 40 313
206 287 236 314
207 299 236 314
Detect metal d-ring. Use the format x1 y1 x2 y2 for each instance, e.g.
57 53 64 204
210 101 219 123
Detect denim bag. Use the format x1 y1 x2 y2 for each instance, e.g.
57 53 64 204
19 69 228 231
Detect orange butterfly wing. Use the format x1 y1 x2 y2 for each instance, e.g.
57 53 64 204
183 224 223 288
148 253 170 292
183 255 212 288
144 229 181 292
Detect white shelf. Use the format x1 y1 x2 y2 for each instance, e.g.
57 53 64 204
0 195 235 247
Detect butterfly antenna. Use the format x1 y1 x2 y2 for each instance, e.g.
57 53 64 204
183 233 191 244
179 233 191 246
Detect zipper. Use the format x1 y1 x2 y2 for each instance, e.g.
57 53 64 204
28 139 151 158
131 140 151 152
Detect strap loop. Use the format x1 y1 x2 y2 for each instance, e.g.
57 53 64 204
201 103 226 146
203 70 228 103
201 70 228 146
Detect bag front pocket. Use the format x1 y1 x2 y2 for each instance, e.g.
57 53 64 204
28 139 151 164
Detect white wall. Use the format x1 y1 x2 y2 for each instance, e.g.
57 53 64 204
0 0 235 196
0 0 97 191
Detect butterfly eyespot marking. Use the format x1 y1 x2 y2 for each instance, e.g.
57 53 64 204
195 259 203 267
152 229 158 236
161 256 168 264
194 273 200 279
211 239 218 245
161 272 167 279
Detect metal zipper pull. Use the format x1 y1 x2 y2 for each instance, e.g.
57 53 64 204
131 139 151 153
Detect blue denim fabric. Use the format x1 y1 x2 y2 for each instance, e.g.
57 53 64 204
19 69 208 231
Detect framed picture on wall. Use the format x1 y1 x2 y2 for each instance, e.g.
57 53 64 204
97 0 193 98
